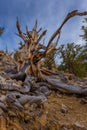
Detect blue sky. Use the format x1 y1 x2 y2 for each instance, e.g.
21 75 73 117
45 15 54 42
0 0 87 52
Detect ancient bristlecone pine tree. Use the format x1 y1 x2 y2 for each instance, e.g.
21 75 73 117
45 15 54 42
16 10 87 80
1 11 87 130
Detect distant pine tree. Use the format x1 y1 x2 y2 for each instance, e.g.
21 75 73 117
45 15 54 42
58 43 87 77
80 18 87 61
0 27 4 36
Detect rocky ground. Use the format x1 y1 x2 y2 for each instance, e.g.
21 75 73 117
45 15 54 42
0 73 87 130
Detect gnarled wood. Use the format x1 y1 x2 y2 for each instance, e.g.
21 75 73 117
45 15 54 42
15 10 87 80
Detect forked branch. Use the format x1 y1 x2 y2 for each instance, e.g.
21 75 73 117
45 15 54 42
46 10 87 53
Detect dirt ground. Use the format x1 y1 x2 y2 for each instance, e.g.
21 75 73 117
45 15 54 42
0 92 87 130
19 93 87 130
0 73 87 130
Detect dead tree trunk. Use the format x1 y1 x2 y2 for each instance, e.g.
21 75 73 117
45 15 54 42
15 10 87 81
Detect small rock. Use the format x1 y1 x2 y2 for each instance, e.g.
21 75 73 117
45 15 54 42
57 93 62 98
60 104 68 114
60 127 69 130
80 98 87 105
73 122 87 130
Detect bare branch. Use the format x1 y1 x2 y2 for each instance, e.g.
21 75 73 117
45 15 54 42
47 10 87 50
38 30 47 42
33 20 38 30
37 27 42 33
16 17 23 38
